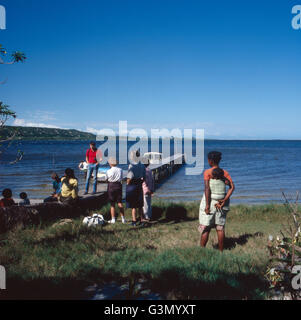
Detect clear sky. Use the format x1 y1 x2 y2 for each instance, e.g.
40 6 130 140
1 0 301 139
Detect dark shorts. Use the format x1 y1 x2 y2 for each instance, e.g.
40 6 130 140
108 182 123 205
44 196 58 203
126 181 143 209
59 196 78 206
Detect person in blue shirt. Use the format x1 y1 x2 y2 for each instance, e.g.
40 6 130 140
19 192 30 206
44 172 62 203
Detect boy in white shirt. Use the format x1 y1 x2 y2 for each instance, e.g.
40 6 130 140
106 157 126 224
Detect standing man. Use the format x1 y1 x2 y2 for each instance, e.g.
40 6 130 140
84 141 99 195
126 150 146 226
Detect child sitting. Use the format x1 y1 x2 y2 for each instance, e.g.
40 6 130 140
19 192 30 206
0 189 16 208
44 172 62 203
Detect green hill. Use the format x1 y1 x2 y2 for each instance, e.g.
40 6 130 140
0 126 96 141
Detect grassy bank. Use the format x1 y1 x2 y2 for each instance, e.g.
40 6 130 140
0 202 290 300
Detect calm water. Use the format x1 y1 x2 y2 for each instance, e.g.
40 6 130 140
0 140 300 204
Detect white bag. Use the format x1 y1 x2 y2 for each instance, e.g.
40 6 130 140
83 214 105 227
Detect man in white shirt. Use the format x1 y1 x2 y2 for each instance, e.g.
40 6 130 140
106 157 126 224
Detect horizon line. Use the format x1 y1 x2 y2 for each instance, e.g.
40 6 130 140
4 124 301 141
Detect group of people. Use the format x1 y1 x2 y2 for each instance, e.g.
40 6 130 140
0 168 80 208
42 142 101 204
44 169 79 205
104 150 155 226
81 142 155 226
0 141 234 252
0 189 30 208
0 142 155 228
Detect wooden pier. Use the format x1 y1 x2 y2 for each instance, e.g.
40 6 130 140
148 153 185 184
98 153 185 190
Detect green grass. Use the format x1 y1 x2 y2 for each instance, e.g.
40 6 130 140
0 202 292 300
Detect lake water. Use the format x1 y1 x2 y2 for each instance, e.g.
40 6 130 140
0 140 300 204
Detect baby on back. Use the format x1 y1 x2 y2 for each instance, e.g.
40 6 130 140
199 151 235 252
209 167 230 203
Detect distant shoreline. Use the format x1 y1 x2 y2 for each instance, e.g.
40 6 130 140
2 125 301 141
1 125 96 141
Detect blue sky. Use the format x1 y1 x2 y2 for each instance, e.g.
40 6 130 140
0 0 301 139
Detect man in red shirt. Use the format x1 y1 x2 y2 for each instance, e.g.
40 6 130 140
84 142 100 194
200 151 235 252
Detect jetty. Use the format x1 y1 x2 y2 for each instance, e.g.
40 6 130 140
147 153 185 183
0 153 185 233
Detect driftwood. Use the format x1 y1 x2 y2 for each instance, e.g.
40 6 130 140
0 192 108 233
